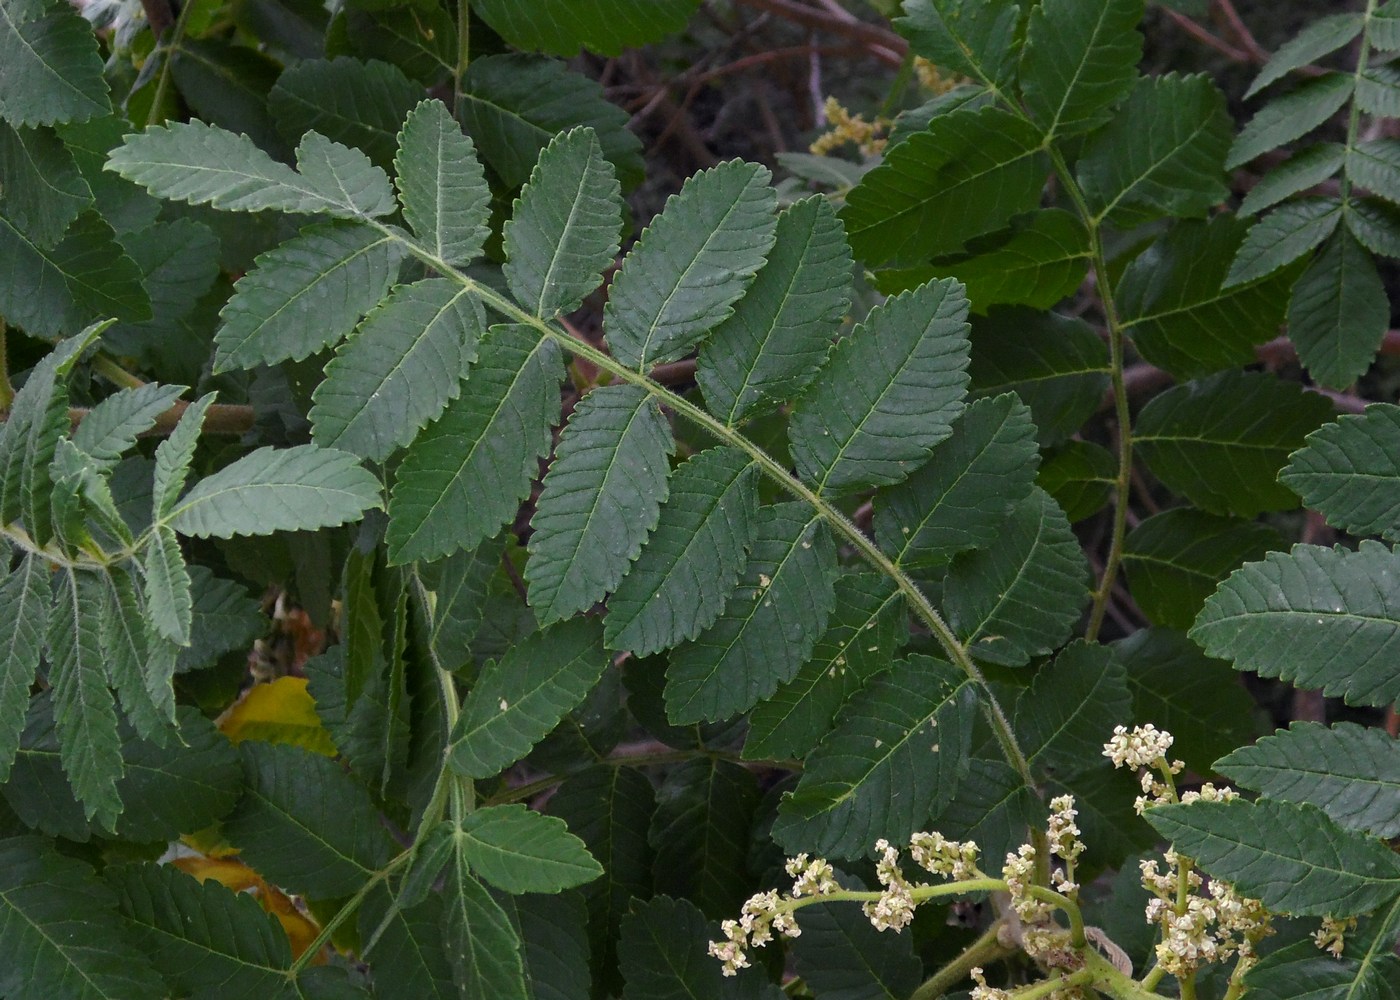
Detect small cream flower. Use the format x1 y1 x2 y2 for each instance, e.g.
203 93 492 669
1104 724 1175 769
1314 915 1356 959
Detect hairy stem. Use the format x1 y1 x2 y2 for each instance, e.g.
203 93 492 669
286 848 414 975
909 922 1016 1000
454 0 471 112
1341 0 1381 206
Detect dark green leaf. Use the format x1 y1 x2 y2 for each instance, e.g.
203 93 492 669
526 385 673 623
359 891 453 1000
72 385 184 473
1016 642 1130 781
1240 143 1345 216
504 127 622 319
1039 440 1115 522
394 98 491 267
1246 13 1363 97
100 564 175 740
875 393 1039 567
897 0 1022 92
458 804 603 893
1281 403 1400 542
665 504 838 724
928 757 1039 866
443 849 529 1000
790 892 922 1000
269 56 421 170
1346 195 1400 257
497 889 592 1000
1288 229 1390 389
225 741 395 897
1217 722 1400 839
604 160 777 370
448 619 608 778
696 197 853 425
0 122 91 247
619 895 781 1000
1146 798 1400 917
0 555 48 782
387 325 563 564
790 278 971 494
1135 370 1334 517
944 487 1088 666
1245 938 1400 1000
1346 138 1400 202
143 524 192 645
1123 509 1282 629
1228 73 1355 169
1191 541 1400 708
772 656 974 858
1357 64 1400 116
0 0 109 126
1020 0 1143 138
649 759 760 917
1228 199 1342 287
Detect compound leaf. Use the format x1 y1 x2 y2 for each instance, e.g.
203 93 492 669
1288 229 1391 389
1281 403 1400 542
458 804 602 894
1228 73 1355 169
1015 642 1131 781
0 0 109 127
394 99 491 267
1020 0 1143 139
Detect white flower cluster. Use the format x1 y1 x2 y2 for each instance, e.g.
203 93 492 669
1314 915 1356 958
1140 852 1271 977
708 889 804 976
909 830 981 880
1046 795 1085 896
970 966 1013 999
785 853 838 897
1103 724 1175 769
864 839 917 932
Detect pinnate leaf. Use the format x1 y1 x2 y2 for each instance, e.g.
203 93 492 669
213 222 404 371
165 444 381 539
0 836 164 1000
0 0 109 127
1020 0 1143 138
72 384 184 472
1191 541 1400 708
0 555 48 783
310 279 484 461
1228 73 1355 169
1240 143 1345 217
696 197 853 425
1246 13 1364 98
944 487 1089 666
605 446 759 657
1134 370 1334 517
1217 722 1400 839
1288 229 1390 389
1281 403 1400 542
526 384 674 624
619 895 781 1000
269 56 421 171
1016 642 1130 781
504 127 622 319
395 99 490 266
897 0 1022 91
1226 199 1341 287
665 504 838 724
604 160 777 370
648 759 760 917
1146 798 1400 917
448 619 609 779
458 804 602 893
789 278 971 494
443 848 529 1000
0 120 92 248
387 326 563 564
772 656 975 858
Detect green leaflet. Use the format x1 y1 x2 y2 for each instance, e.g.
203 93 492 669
394 99 491 267
151 393 214 520
771 656 975 859
1245 938 1400 1000
72 384 184 472
789 278 971 495
387 325 563 565
1039 440 1115 522
1134 370 1334 517
224 741 394 898
0 0 109 127
4 703 239 843
1282 403 1400 542
1114 628 1256 777
1192 541 1400 707
143 525 192 645
418 541 499 674
743 574 903 762
1228 73 1355 169
944 486 1089 667
100 564 175 741
458 54 644 189
696 197 854 425
1015 642 1130 781
1288 229 1390 389
1347 138 1400 201
1078 73 1232 226
0 555 49 782
526 384 674 624
619 895 782 1000
876 209 1091 312
603 160 777 370
1358 64 1400 116
0 837 165 1000
456 805 602 894
46 568 121 828
874 393 1039 568
1019 0 1143 139
447 619 609 779
107 121 396 218
1119 214 1299 379
504 127 622 319
310 279 484 461
473 0 699 57
269 57 421 171
164 444 382 539
494 889 592 1000
109 863 292 1000
1347 196 1400 257
967 308 1108 447
841 106 1046 265
176 567 265 674
1240 143 1345 217
0 210 149 337
1246 13 1364 98
547 766 655 994
664 503 838 724
1217 722 1400 839
1146 799 1400 917
790 892 923 1000
897 0 1022 93
1226 198 1341 287
359 890 455 1000
442 847 529 1000
605 446 759 657
648 758 760 917
1122 509 1282 630
0 121 92 248
928 758 1040 868
212 222 404 371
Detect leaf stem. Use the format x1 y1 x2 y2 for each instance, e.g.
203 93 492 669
1341 0 1381 207
909 921 1016 1000
285 848 414 975
372 224 1039 798
454 0 471 112
144 0 195 128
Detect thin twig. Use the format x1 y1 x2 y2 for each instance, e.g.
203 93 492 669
1216 0 1270 64
733 0 906 66
138 0 175 38
1161 9 1252 63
